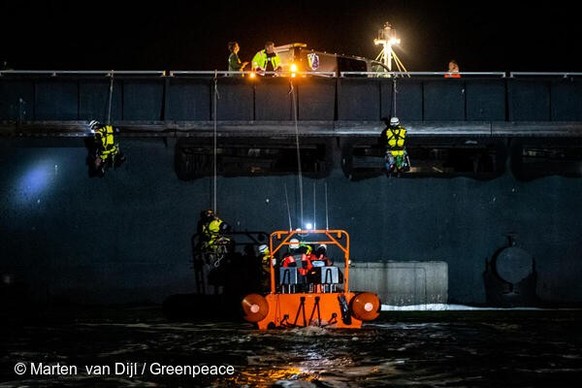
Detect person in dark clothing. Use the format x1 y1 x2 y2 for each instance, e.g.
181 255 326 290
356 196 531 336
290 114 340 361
227 41 248 76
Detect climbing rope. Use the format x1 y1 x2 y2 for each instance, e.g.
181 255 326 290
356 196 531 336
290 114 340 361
289 79 304 227
107 70 114 125
392 76 398 117
213 70 220 212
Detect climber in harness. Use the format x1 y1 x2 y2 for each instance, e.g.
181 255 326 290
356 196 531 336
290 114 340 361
88 120 126 177
198 209 233 267
381 116 410 176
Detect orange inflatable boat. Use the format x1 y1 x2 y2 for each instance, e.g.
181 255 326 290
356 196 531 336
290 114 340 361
241 229 381 329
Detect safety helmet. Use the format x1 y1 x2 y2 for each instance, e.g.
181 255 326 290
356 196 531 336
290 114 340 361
390 117 400 126
258 244 269 253
289 238 300 249
317 244 327 252
88 120 101 130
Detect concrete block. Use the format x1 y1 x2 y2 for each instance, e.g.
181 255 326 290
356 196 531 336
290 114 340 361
349 261 448 306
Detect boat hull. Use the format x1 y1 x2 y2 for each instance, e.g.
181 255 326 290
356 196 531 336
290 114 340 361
242 291 381 330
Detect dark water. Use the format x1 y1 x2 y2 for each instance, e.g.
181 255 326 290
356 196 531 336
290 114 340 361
2 306 582 387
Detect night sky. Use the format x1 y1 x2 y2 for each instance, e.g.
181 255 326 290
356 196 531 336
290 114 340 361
1 0 580 73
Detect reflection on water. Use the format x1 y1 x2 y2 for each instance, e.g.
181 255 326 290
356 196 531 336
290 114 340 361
1 307 582 387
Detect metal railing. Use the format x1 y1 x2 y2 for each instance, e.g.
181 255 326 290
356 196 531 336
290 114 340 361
0 70 167 77
509 72 582 78
3 69 582 79
340 71 507 78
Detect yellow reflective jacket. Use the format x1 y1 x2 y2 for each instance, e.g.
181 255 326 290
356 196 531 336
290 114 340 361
202 218 223 240
251 50 281 72
95 125 119 159
385 126 407 154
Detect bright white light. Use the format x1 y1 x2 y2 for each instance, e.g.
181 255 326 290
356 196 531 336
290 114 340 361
305 222 313 230
15 159 54 205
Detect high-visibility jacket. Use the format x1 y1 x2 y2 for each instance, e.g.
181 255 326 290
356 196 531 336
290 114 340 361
261 250 271 272
261 250 271 265
385 125 407 157
202 218 225 249
94 125 119 160
204 218 223 236
251 50 281 72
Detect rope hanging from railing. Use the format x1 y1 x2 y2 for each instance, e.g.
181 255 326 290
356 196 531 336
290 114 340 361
212 70 220 212
289 79 304 228
107 71 114 124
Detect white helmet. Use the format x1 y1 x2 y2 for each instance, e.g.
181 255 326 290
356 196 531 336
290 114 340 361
88 120 101 130
289 238 300 249
389 117 400 126
258 244 269 253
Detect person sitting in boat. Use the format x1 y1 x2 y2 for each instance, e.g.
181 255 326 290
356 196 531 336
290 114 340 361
311 244 333 267
280 239 317 292
278 238 301 293
305 244 330 292
297 244 315 291
281 238 301 267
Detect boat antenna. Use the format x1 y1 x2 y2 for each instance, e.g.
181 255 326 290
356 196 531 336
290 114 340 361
284 183 293 231
212 70 219 212
324 181 329 230
313 182 317 230
289 79 304 228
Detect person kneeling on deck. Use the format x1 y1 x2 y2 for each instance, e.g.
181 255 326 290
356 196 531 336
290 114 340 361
88 120 126 177
381 116 410 176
